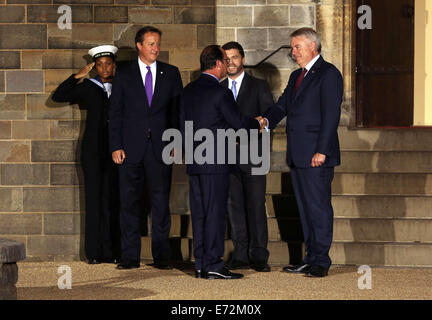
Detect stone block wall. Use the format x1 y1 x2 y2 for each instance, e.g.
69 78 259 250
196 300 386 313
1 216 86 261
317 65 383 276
0 0 215 261
0 0 352 261
216 0 351 124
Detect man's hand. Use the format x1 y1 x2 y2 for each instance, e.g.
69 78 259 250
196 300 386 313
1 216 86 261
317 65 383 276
255 116 268 133
112 149 126 164
74 62 95 79
311 153 326 167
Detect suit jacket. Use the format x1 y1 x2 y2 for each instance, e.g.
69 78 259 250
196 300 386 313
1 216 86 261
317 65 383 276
221 72 274 167
109 59 183 163
52 75 110 161
263 56 343 168
180 73 260 175
221 72 273 118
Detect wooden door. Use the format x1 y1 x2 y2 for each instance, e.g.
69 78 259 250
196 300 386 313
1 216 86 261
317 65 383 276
356 0 414 127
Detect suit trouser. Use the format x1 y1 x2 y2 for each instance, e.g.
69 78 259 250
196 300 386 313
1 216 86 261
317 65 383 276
189 174 229 272
82 154 121 260
227 164 269 264
290 166 334 270
118 142 172 262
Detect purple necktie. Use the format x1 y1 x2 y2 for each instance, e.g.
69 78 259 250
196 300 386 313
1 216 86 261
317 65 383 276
145 66 153 107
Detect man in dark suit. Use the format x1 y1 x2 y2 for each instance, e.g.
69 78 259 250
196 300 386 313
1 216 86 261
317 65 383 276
261 28 343 277
109 26 183 270
180 45 261 279
221 42 273 272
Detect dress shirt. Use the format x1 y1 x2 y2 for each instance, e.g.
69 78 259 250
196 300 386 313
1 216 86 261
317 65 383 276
228 71 245 95
138 57 156 94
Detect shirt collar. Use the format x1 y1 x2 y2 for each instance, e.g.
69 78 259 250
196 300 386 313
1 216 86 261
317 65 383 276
202 72 220 82
228 70 245 89
138 57 157 71
304 54 320 74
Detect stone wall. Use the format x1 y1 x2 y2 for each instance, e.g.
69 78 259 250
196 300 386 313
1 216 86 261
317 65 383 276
0 0 353 261
0 0 215 261
216 0 352 125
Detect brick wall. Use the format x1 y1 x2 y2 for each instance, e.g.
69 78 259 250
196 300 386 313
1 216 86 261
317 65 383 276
0 0 215 261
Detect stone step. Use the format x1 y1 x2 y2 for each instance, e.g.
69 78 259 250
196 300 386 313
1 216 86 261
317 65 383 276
172 192 432 219
333 218 432 243
272 126 432 152
332 173 432 195
139 236 432 267
170 173 432 207
331 195 432 219
270 151 432 173
266 194 432 219
149 211 432 244
330 241 432 267
264 172 432 195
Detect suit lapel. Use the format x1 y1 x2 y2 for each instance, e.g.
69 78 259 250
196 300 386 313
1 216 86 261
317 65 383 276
132 60 150 108
294 56 324 101
151 61 164 109
288 69 302 102
235 72 248 104
220 72 248 104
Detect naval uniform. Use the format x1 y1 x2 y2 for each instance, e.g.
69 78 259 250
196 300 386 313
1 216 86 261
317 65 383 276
52 74 121 261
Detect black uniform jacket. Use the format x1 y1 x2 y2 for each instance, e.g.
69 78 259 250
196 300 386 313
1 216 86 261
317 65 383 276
52 75 111 160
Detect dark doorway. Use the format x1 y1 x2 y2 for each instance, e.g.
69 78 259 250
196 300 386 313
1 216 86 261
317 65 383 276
355 0 414 127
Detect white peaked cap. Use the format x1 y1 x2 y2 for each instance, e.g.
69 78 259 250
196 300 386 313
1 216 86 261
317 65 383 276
88 45 118 60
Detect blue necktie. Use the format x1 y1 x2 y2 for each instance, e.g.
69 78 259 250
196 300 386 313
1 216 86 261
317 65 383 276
231 80 237 100
145 66 153 107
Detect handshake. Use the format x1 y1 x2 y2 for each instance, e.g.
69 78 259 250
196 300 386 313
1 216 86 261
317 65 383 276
255 116 268 133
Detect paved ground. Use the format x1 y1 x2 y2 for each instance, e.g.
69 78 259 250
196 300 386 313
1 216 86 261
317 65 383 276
15 261 432 300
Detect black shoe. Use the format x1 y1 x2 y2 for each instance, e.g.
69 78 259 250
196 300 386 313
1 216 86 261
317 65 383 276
227 260 249 270
206 267 244 280
306 265 328 278
101 257 121 264
153 261 173 270
116 261 140 270
282 263 311 274
195 270 206 279
88 258 101 265
251 263 271 272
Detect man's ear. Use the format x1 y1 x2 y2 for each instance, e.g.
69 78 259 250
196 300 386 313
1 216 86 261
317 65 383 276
136 42 142 51
311 41 317 53
215 60 222 69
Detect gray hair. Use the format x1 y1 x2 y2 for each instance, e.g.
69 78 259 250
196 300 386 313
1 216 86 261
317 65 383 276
290 28 321 53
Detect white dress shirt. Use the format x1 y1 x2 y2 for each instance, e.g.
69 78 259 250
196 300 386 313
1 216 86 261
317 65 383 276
228 70 245 94
138 57 157 94
264 55 321 130
304 54 321 76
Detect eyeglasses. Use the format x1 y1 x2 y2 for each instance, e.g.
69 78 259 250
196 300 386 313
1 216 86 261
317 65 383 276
223 58 230 64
